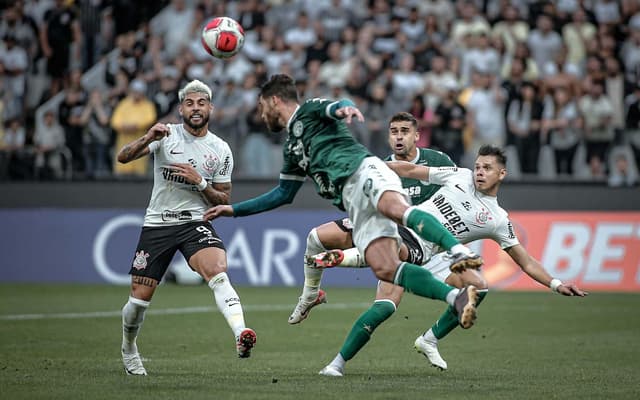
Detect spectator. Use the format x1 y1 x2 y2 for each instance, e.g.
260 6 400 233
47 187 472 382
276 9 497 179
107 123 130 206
607 151 638 187
150 0 194 59
58 69 87 176
501 42 540 82
412 13 446 73
80 90 112 179
363 82 401 157
423 55 458 110
408 94 433 149
562 7 597 66
318 41 353 89
625 83 640 168
492 5 529 56
450 1 489 48
579 80 615 168
432 81 465 165
604 57 625 132
417 0 454 33
0 118 31 179
542 87 582 175
1 35 29 122
620 25 640 85
317 0 353 42
462 68 507 166
391 52 424 100
284 12 317 48
0 3 40 63
33 110 66 180
40 0 81 96
460 28 500 86
507 82 544 174
527 14 563 74
111 78 156 178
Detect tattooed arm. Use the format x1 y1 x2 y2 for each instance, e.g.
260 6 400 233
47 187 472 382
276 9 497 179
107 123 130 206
117 123 169 164
202 182 232 206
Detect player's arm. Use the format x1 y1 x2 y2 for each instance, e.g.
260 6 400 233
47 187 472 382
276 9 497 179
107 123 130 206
326 99 364 124
387 161 430 180
504 244 588 296
117 123 169 163
203 177 304 220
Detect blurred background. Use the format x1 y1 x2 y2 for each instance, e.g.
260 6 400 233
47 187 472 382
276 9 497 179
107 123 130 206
0 0 639 291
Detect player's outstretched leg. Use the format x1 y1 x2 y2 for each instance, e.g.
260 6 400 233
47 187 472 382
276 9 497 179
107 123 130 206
416 288 488 368
208 272 256 357
121 296 149 375
289 228 328 324
403 207 484 270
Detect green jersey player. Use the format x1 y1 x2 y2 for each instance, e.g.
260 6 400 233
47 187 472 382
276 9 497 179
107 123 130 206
204 74 483 329
287 112 456 326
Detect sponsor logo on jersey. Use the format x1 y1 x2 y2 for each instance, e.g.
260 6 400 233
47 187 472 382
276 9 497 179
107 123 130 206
432 193 470 236
461 201 472 211
507 220 516 239
132 250 149 270
162 167 187 184
162 210 193 221
219 155 231 176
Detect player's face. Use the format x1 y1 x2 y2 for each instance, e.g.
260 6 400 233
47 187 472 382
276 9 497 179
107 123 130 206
180 92 212 130
259 96 285 132
388 120 418 160
473 155 506 195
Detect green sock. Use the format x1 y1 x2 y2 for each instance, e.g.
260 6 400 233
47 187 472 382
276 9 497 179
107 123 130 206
339 300 396 361
432 289 488 339
406 208 459 251
395 262 454 301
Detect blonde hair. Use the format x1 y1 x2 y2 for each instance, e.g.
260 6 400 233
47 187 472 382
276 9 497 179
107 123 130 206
178 79 212 102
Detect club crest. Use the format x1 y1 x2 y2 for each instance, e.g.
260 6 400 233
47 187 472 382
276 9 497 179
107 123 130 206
203 153 218 173
293 121 303 137
132 250 149 270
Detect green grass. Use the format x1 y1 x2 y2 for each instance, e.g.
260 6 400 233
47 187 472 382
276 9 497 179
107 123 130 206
1 284 639 400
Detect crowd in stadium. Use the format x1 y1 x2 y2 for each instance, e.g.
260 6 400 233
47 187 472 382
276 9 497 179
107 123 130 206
0 0 639 186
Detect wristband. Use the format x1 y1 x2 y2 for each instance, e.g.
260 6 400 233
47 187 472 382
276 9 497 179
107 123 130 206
550 278 563 293
196 177 208 191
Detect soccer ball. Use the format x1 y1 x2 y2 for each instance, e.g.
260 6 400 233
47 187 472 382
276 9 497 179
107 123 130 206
201 16 245 59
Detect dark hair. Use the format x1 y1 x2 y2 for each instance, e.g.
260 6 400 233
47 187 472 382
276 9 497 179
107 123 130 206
259 74 299 103
389 111 417 128
478 145 507 166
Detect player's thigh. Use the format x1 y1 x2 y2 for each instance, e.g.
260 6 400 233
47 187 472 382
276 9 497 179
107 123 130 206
364 236 402 282
128 226 179 300
375 280 404 306
316 218 354 249
179 221 228 282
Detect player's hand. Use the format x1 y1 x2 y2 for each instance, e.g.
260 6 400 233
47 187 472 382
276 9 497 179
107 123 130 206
169 163 202 185
557 283 589 297
336 106 365 124
204 205 234 220
146 123 170 141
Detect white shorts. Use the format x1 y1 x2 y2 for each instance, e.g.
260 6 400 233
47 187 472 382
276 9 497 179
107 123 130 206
341 157 408 255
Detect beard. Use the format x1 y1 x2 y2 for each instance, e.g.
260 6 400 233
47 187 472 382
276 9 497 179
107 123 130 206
184 112 210 130
264 113 284 132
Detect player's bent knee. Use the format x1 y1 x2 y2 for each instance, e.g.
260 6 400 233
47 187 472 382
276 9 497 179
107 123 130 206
376 281 404 306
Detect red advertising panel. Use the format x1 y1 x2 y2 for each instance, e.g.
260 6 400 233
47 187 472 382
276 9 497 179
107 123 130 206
481 212 640 291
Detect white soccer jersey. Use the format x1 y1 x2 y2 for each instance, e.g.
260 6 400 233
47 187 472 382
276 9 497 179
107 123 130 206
415 167 519 256
144 123 233 226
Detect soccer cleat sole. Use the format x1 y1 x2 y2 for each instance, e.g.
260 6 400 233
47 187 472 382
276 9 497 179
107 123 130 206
306 250 344 269
449 253 484 273
237 328 257 358
457 285 479 329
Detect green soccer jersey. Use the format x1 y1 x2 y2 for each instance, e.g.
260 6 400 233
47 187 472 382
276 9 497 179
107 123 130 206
385 148 455 205
281 98 373 210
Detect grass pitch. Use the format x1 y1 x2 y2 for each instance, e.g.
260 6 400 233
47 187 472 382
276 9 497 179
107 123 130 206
1 284 638 400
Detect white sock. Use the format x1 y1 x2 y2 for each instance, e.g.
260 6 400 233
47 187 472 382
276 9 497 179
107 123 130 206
329 353 346 371
445 288 460 307
422 328 438 344
338 247 367 268
208 272 246 338
302 228 326 300
122 296 150 354
451 244 471 255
